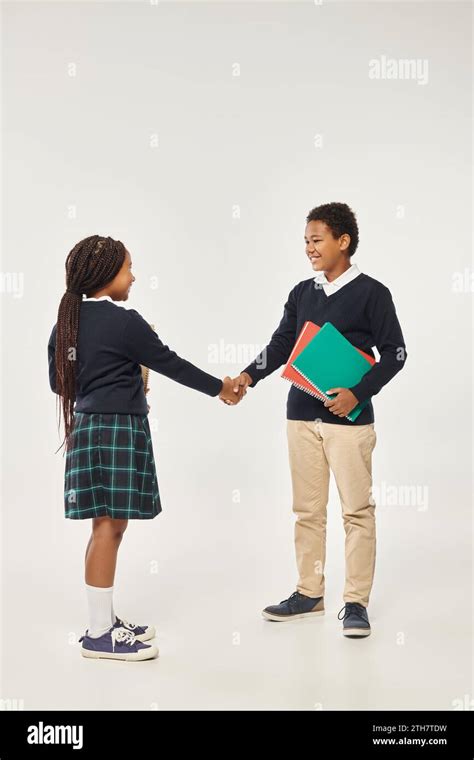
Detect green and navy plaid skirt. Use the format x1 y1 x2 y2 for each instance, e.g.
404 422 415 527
64 412 161 520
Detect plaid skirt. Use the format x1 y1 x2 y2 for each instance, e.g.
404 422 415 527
64 412 161 520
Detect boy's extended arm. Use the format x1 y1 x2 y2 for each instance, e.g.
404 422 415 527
240 286 298 387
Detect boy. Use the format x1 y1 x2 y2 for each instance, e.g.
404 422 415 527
232 202 407 637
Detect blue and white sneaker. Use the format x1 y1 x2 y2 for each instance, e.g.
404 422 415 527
79 625 159 661
113 616 156 642
338 602 371 637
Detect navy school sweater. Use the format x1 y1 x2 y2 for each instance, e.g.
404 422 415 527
241 273 407 425
48 301 223 414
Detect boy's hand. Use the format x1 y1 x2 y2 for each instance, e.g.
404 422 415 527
324 388 358 417
232 372 253 398
220 372 253 406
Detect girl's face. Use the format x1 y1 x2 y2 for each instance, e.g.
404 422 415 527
109 249 135 301
304 220 350 273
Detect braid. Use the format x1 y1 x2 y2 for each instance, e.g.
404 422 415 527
54 235 126 455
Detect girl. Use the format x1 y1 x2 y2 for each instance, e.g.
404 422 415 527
48 235 240 661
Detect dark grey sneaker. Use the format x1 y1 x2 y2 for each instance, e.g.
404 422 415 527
338 602 371 637
262 591 325 622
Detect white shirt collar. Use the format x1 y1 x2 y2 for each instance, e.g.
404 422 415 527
82 294 130 309
314 262 361 295
82 295 114 303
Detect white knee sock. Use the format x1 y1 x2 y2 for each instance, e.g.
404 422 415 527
86 584 114 638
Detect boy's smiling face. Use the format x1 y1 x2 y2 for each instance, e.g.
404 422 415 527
305 220 351 275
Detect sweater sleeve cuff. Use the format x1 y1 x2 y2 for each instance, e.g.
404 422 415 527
241 367 257 387
211 378 224 397
349 380 371 405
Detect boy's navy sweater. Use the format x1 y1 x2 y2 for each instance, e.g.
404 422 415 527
241 273 407 425
48 302 223 414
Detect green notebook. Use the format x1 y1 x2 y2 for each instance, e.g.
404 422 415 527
291 322 372 422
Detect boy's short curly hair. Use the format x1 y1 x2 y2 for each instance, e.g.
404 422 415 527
306 202 359 257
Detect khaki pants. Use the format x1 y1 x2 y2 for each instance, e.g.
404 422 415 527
287 419 377 607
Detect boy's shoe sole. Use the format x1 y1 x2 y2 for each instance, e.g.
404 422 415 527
80 644 159 661
262 608 325 622
343 627 371 638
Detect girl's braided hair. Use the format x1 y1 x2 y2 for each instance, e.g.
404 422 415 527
54 235 126 454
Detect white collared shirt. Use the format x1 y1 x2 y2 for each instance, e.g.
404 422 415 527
82 295 129 308
82 295 114 302
314 262 361 296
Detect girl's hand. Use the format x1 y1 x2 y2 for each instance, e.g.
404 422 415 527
219 376 241 405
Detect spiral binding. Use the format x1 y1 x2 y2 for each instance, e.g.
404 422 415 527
287 368 355 422
282 374 325 401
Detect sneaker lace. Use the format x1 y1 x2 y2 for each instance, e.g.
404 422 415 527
282 591 301 611
111 627 137 650
337 602 366 621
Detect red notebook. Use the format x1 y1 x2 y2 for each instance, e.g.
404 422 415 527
281 321 376 399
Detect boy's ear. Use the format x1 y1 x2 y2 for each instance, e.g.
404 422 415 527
339 232 351 253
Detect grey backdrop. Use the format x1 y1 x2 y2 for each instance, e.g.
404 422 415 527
2 0 472 710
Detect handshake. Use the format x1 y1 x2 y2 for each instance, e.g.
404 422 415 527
218 372 253 406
